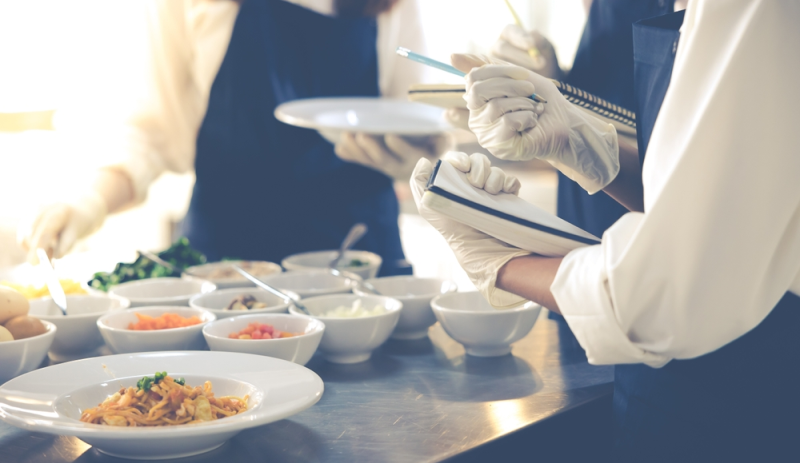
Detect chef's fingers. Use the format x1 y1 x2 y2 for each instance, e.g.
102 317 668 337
384 134 435 165
355 133 401 166
504 174 521 196
466 153 492 189
444 151 471 172
484 166 507 195
335 132 375 167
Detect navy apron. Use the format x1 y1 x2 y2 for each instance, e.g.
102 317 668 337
184 0 409 275
558 0 672 239
613 11 800 462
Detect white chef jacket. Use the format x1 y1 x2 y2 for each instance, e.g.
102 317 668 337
94 0 430 203
551 0 800 368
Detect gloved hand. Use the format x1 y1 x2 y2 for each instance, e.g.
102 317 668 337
491 24 563 80
335 133 452 180
452 53 620 194
17 191 107 264
444 151 521 195
411 154 530 309
444 108 471 131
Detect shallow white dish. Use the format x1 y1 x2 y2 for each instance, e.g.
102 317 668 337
189 288 299 319
97 306 215 354
109 277 216 307
282 250 382 280
431 291 541 357
274 97 449 144
289 294 401 364
259 270 357 298
184 261 282 289
29 294 130 360
0 351 323 459
204 313 325 365
354 277 458 340
0 320 56 384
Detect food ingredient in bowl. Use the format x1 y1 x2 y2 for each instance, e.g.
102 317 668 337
343 258 369 268
203 261 279 280
0 325 14 342
0 279 87 299
4 315 47 340
228 322 298 340
0 286 29 324
128 312 203 330
88 238 206 291
226 295 268 311
80 371 248 427
321 299 386 318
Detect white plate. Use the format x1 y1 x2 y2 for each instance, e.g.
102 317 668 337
0 351 323 460
274 97 450 144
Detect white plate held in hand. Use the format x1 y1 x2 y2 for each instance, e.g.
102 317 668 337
274 97 450 144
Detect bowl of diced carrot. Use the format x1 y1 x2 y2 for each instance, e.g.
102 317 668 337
203 314 325 365
97 306 216 354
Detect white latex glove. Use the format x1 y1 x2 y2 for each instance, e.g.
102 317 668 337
444 152 521 195
491 24 563 80
335 133 452 180
444 108 470 131
17 191 107 264
456 53 620 194
411 156 530 309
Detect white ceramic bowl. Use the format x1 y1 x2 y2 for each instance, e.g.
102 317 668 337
282 250 382 279
354 277 458 340
0 351 323 459
0 320 56 384
109 277 216 307
431 291 541 357
97 306 215 354
203 313 325 365
289 294 401 364
189 287 300 319
259 270 357 298
184 261 282 289
29 295 130 360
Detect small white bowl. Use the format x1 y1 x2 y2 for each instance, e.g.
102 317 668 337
289 294 401 364
203 313 325 365
29 294 130 360
282 250 382 279
354 277 458 340
97 306 215 354
189 288 300 319
185 260 282 289
0 320 56 384
259 270 357 298
431 291 541 357
109 277 216 307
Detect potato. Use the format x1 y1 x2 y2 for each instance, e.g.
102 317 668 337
0 286 29 324
0 325 13 342
3 315 47 340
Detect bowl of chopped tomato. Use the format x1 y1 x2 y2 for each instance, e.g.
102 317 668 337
97 306 216 354
203 314 325 365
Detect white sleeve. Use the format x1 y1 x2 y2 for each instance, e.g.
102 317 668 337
551 0 800 368
100 0 238 204
376 0 434 98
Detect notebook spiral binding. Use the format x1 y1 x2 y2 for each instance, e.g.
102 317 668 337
551 80 637 128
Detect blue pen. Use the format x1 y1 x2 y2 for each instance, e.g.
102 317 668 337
396 47 547 104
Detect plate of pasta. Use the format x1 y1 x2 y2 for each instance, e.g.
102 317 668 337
0 351 324 459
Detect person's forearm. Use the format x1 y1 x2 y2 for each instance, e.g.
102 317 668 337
496 255 563 314
602 138 644 212
93 168 135 214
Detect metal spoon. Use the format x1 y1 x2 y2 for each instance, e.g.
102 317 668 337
327 267 382 295
137 250 204 279
330 223 368 269
36 248 67 316
232 265 312 316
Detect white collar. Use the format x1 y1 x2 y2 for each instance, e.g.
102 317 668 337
282 0 336 17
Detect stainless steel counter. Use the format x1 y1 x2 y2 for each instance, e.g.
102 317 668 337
0 311 613 462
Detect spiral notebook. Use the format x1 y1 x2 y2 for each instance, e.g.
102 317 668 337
423 160 601 257
409 81 637 139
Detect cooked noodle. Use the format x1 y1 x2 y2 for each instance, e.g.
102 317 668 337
79 374 248 427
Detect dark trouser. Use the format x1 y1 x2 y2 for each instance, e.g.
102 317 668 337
613 292 800 462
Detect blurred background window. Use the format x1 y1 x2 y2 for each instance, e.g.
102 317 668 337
0 0 586 279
